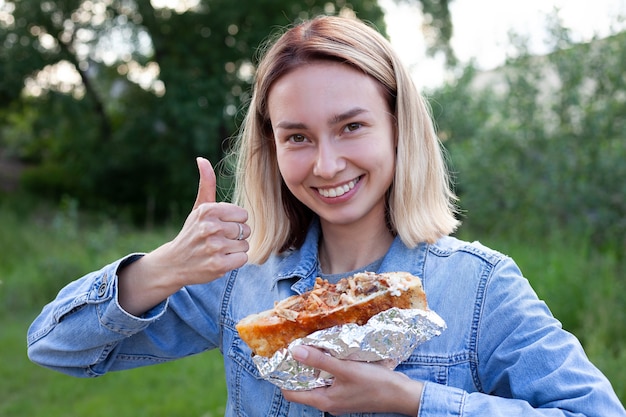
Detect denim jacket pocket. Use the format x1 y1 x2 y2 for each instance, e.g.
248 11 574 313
226 333 292 417
395 352 465 386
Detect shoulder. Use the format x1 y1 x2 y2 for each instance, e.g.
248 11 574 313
428 235 510 267
419 236 525 311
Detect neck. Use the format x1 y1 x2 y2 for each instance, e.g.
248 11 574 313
318 221 394 275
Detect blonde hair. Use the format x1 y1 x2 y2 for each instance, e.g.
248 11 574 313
231 15 459 264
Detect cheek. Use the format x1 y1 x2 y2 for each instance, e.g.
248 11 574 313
276 150 309 189
370 140 397 187
361 136 395 167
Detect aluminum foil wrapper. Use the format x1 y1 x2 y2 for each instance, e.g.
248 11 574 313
252 308 446 391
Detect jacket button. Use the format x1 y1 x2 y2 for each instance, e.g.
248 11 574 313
97 282 107 297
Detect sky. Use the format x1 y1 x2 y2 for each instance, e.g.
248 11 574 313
380 0 626 89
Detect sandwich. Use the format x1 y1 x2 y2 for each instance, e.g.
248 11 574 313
236 271 427 357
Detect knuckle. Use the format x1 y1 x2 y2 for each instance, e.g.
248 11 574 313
195 202 211 216
204 238 225 253
197 202 219 219
205 255 227 272
199 220 225 238
314 350 333 368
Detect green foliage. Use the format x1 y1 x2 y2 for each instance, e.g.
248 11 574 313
406 0 456 64
428 26 626 403
433 29 626 250
0 195 176 315
0 0 385 222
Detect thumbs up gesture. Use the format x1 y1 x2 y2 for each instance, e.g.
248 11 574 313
145 158 250 283
169 157 250 282
117 157 250 315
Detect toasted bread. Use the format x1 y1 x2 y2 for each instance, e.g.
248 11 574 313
236 271 427 357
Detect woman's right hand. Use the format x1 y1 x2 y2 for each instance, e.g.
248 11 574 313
117 157 250 316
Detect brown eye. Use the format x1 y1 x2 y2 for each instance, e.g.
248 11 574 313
345 122 362 132
289 134 307 143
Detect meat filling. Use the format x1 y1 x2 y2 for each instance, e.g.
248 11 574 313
274 272 390 322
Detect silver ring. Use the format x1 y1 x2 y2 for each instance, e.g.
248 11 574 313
236 223 244 241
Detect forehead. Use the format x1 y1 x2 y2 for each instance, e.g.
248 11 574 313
267 61 389 121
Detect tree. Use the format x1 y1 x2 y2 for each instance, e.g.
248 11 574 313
433 21 626 250
0 0 385 222
397 0 455 65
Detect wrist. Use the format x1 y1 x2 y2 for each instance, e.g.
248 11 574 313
117 248 183 316
389 372 422 416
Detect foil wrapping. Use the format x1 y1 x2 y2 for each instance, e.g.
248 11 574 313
252 308 446 391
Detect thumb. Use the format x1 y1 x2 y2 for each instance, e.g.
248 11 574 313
193 157 217 209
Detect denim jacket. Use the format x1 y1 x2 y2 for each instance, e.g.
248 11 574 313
28 223 625 417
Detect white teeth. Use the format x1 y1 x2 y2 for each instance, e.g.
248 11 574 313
317 178 359 198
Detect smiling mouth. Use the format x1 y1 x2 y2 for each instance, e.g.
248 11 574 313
316 177 361 198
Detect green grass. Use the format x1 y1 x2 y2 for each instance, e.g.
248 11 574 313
0 198 228 416
2 316 227 417
1 199 625 414
0 196 177 315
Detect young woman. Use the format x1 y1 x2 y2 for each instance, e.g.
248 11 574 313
28 15 625 417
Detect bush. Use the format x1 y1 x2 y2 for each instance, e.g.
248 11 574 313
0 196 175 316
432 30 626 250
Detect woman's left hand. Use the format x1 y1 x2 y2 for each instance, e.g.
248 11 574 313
281 345 423 416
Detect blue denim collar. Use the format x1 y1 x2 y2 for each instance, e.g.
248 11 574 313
272 219 430 294
272 219 321 294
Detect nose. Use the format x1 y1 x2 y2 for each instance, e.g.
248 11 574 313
313 139 346 179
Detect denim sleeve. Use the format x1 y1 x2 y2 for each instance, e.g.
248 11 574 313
418 257 626 417
27 254 169 377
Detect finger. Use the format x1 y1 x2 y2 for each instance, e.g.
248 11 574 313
212 250 249 274
193 157 217 209
231 221 250 241
281 386 328 410
290 346 340 375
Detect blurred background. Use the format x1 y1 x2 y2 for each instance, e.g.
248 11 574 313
1 0 624 415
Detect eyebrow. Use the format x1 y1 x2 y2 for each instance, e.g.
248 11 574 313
274 107 369 130
275 121 307 130
328 107 368 125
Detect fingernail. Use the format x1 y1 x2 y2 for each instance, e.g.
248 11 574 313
290 345 309 361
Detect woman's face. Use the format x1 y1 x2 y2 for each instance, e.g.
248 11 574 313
268 61 396 230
